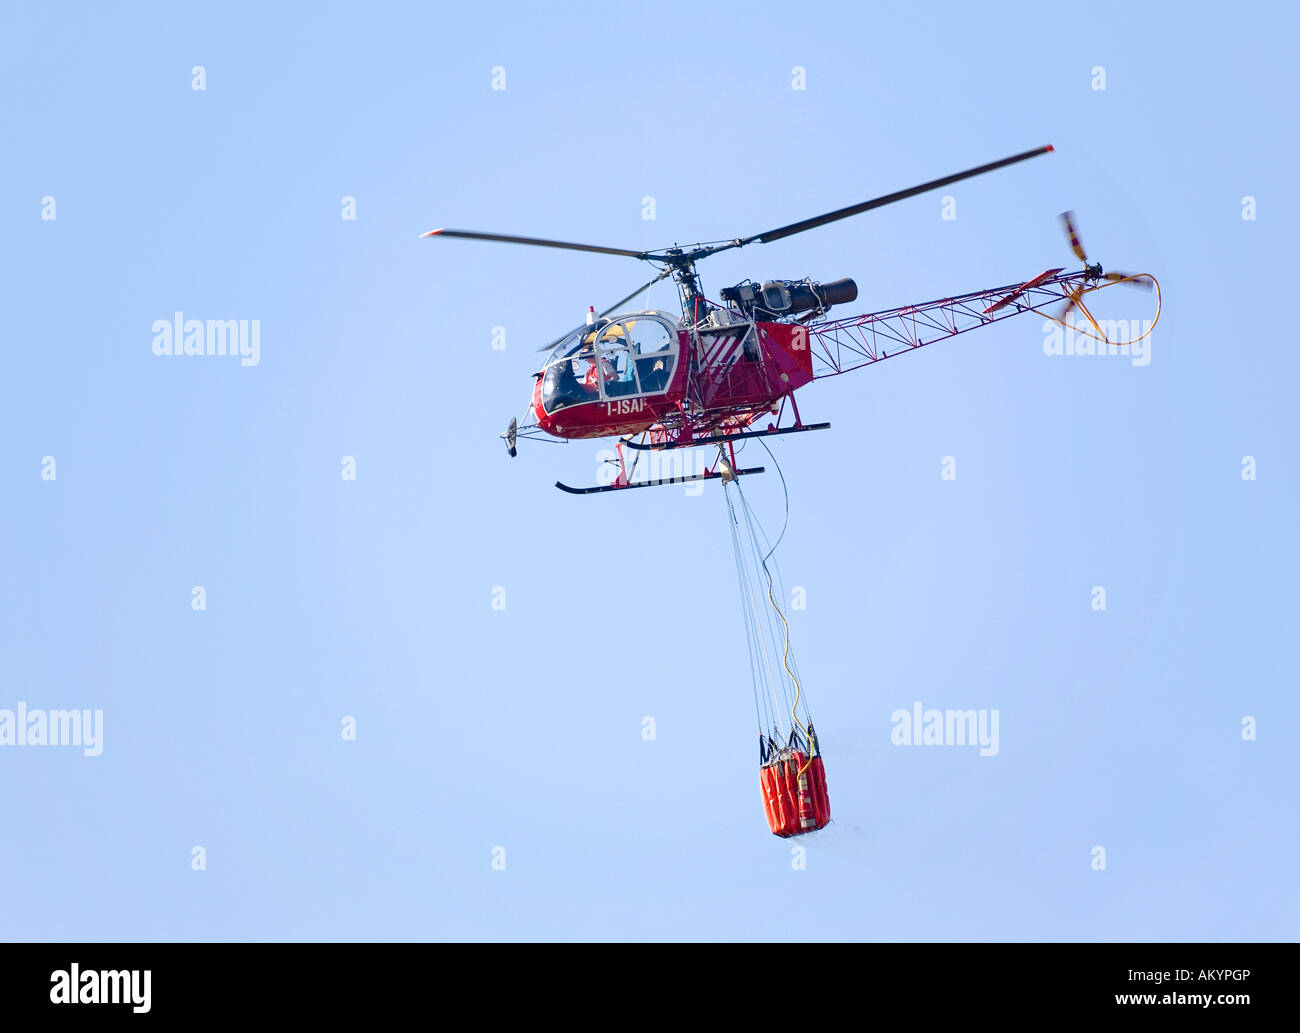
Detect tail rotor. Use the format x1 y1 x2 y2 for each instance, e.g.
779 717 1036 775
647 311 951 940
1057 211 1155 342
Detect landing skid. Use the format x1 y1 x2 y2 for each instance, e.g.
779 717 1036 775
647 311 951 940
556 466 765 495
623 422 831 451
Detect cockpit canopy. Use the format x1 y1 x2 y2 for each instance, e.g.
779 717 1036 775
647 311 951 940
541 310 680 414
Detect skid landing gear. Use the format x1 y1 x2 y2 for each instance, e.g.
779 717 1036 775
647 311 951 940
556 465 765 494
556 438 764 494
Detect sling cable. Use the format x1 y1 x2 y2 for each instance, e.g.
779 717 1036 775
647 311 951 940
720 443 830 837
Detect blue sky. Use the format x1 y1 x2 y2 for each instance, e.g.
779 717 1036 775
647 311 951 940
1 1 1295 941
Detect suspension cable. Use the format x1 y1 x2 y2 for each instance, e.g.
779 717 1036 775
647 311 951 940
724 439 814 775
750 438 814 776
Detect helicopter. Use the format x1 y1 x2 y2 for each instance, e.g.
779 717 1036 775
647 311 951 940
422 145 1159 494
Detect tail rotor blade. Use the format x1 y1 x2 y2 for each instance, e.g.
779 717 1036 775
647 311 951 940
1104 271 1153 288
1060 211 1088 263
1059 282 1084 323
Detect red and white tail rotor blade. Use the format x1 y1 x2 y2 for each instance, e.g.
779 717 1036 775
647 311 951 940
1060 211 1088 263
1103 271 1154 288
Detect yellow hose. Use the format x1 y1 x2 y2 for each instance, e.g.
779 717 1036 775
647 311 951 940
764 573 813 777
1045 273 1162 348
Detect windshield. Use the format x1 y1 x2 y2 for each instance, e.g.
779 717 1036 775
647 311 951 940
543 323 596 366
539 312 680 414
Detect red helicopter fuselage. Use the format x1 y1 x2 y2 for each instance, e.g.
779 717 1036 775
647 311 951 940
531 313 815 441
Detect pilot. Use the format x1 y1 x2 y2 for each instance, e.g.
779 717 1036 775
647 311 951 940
547 356 589 410
603 353 640 397
638 357 668 393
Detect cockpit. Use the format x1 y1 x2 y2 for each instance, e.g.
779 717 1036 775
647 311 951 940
540 310 680 414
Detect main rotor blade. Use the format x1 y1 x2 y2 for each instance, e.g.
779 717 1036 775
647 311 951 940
535 270 674 351
598 269 673 318
421 227 648 259
740 145 1055 247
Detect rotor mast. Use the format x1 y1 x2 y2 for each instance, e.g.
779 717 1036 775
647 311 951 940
664 249 706 322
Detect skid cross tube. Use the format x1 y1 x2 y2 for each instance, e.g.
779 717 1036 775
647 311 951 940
622 422 831 451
